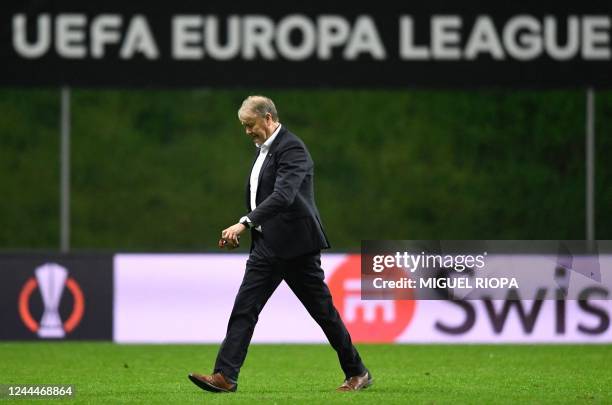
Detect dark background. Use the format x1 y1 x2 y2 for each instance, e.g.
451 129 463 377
3 1 612 87
0 1 610 251
0 254 113 339
0 89 609 251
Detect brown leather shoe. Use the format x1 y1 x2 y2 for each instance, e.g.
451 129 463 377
188 372 237 393
336 370 373 392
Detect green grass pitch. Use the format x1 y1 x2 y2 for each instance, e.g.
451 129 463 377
1 343 611 404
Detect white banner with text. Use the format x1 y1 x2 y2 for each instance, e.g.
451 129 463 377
113 254 612 343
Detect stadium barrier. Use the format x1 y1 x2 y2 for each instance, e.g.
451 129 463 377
1 253 611 343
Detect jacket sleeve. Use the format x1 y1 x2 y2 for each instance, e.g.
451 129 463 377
247 141 311 226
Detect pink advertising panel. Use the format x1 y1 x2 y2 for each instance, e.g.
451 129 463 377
114 254 612 343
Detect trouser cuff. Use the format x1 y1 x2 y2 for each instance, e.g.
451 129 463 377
214 368 238 384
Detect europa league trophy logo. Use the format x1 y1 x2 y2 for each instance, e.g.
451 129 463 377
35 263 68 338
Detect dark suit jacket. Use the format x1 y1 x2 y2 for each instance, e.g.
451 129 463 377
246 126 331 259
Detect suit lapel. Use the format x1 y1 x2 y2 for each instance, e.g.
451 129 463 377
257 127 284 188
249 148 260 170
245 149 259 210
244 127 285 210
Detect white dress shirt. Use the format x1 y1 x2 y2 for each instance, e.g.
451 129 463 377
240 123 281 231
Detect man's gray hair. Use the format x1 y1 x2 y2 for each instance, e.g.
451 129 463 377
238 95 279 121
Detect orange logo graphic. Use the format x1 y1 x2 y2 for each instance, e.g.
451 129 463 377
328 254 416 342
18 264 85 337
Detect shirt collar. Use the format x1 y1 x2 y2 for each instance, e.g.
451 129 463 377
258 123 282 152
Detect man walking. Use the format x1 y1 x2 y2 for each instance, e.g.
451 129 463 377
188 95 371 393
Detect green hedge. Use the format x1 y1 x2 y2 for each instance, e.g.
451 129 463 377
0 89 609 251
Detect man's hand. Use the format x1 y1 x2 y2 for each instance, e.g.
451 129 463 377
219 223 247 250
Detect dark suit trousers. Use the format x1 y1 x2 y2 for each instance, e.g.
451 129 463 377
214 232 365 382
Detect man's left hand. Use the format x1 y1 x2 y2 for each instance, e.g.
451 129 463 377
220 223 247 249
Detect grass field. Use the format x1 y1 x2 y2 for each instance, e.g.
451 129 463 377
0 343 611 404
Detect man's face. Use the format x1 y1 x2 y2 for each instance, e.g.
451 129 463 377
240 112 273 146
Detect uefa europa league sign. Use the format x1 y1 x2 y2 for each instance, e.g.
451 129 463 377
35 263 69 338
18 262 86 339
